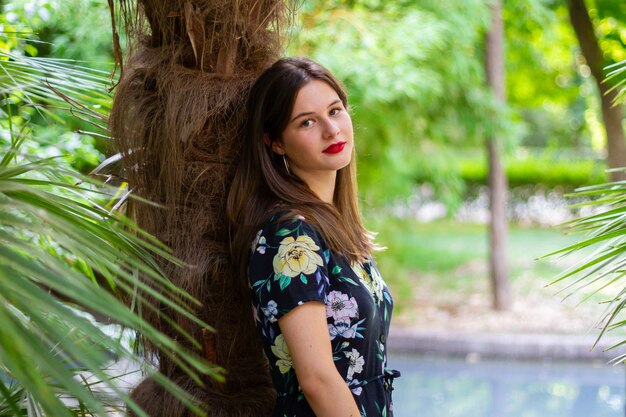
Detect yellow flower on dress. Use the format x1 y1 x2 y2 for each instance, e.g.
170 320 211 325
271 334 293 374
273 235 323 278
352 262 383 302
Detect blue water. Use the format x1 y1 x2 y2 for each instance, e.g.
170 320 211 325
388 353 625 417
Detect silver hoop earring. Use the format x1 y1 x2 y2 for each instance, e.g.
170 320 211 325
282 154 291 175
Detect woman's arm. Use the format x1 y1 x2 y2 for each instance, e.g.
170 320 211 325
279 302 361 417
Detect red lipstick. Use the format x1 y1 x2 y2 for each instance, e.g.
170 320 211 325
323 141 346 154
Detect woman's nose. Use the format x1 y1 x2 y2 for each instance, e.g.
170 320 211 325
322 119 340 138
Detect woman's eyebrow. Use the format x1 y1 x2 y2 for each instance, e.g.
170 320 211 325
290 111 314 123
290 99 342 123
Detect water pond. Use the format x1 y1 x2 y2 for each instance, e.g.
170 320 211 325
388 353 625 417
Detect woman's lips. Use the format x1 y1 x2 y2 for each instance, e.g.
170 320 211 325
323 141 347 154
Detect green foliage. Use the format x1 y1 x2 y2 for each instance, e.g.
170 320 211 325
0 30 112 173
606 59 626 104
0 381 26 417
290 0 507 205
0 152 220 417
459 154 607 189
504 0 593 150
543 172 626 361
543 14 626 359
4 0 114 62
289 0 617 205
290 0 602 205
589 0 626 66
1 0 115 175
410 145 466 210
504 0 580 107
0 14 36 57
0 21 218 417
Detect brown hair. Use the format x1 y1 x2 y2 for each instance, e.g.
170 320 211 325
227 57 374 274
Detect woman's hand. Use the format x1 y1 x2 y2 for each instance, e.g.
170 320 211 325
279 302 361 417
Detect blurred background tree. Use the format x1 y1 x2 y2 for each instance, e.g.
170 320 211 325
287 0 621 208
290 0 496 208
11 0 621 209
567 0 626 180
286 0 626 319
484 0 511 310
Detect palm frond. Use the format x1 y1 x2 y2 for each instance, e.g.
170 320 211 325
0 378 26 417
545 170 626 358
0 37 220 415
1 155 223 417
605 59 626 105
0 50 113 131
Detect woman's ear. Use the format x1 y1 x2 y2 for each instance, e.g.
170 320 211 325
271 141 285 155
264 133 285 155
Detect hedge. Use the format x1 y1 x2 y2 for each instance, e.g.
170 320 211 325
459 157 608 189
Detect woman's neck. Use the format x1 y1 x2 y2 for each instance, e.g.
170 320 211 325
312 185 335 204
298 171 336 204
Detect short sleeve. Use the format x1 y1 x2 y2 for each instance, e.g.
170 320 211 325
248 216 330 320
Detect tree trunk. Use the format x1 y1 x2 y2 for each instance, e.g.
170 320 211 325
568 0 626 181
109 2 290 416
485 0 511 311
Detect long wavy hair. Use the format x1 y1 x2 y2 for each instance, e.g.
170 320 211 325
227 57 374 275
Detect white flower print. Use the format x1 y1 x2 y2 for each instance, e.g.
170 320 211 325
345 348 364 380
348 379 362 396
326 291 358 321
328 319 357 340
257 236 266 254
261 300 278 323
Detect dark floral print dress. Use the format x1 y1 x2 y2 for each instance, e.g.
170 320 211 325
248 213 399 417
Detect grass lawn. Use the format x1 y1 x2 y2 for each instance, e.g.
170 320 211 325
366 215 625 335
367 215 580 295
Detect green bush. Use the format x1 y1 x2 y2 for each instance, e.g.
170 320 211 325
459 157 607 189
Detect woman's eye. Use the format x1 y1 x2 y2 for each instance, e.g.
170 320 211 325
330 107 341 116
301 119 313 128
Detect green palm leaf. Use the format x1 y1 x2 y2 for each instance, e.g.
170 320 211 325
606 59 626 104
543 172 626 361
0 34 221 417
1 155 223 417
0 51 112 118
0 379 25 417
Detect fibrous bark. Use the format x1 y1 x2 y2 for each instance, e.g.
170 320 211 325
108 1 294 415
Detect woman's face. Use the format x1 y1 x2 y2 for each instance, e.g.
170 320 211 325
271 80 353 186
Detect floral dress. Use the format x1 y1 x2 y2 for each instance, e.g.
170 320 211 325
248 213 399 417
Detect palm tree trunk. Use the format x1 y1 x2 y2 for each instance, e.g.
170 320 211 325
485 0 511 311
568 0 626 181
109 1 292 416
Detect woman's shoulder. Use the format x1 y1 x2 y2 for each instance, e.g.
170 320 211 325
253 210 328 251
259 210 323 241
259 209 317 234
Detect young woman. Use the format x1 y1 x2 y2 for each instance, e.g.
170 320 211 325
227 57 398 417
